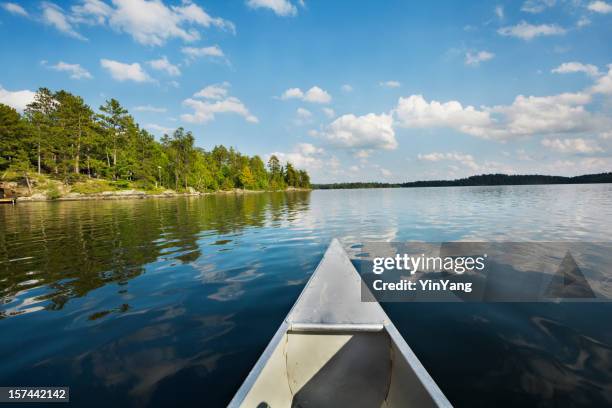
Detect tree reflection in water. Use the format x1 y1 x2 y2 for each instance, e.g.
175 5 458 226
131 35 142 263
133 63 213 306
0 191 311 317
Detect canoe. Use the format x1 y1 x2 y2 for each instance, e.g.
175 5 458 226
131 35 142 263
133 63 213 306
228 239 452 408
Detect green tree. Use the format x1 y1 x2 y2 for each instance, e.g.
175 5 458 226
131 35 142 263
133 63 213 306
284 162 298 187
25 88 57 174
0 104 29 171
98 99 129 175
54 91 95 175
239 165 256 189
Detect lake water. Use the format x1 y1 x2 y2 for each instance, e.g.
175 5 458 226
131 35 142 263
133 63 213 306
1 185 611 407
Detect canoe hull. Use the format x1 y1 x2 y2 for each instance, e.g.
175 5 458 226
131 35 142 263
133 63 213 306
228 240 452 407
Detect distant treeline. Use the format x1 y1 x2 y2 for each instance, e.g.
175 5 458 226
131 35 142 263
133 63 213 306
0 88 310 192
313 173 612 189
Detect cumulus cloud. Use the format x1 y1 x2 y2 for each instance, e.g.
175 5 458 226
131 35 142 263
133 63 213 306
69 0 234 46
42 2 87 40
394 89 611 140
45 61 92 79
0 85 36 112
147 56 180 76
319 113 397 151
552 61 600 77
181 83 257 124
541 138 604 153
100 59 152 82
418 152 480 170
485 92 603 138
268 143 325 172
145 123 174 135
2 2 28 16
465 51 495 66
193 82 230 99
280 86 331 104
246 0 298 17
280 88 304 99
521 0 556 13
591 64 612 94
304 86 332 103
588 1 612 13
498 21 565 40
322 107 335 118
181 45 225 60
296 107 312 119
380 80 401 88
394 94 492 134
134 105 167 113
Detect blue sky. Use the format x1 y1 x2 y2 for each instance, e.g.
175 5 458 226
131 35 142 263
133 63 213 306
1 0 611 183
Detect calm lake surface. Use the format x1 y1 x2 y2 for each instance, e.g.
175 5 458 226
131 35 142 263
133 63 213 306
1 185 611 407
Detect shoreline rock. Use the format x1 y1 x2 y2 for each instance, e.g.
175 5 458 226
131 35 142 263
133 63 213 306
14 188 311 202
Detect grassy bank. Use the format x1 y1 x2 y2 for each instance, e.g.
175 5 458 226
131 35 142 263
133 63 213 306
1 172 309 202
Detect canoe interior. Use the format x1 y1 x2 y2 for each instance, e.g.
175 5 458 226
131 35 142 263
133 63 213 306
238 328 441 408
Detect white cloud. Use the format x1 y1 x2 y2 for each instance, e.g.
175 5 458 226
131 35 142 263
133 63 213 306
70 0 112 24
181 45 225 60
380 80 401 88
46 61 92 79
296 107 312 119
280 88 304 99
341 84 353 92
393 91 610 140
394 94 492 133
134 105 167 113
280 86 331 104
380 168 392 177
591 64 612 94
322 107 335 118
319 113 397 151
552 62 600 77
541 138 604 153
269 143 325 172
495 5 504 19
100 59 151 82
465 51 495 66
182 85 258 124
588 1 612 13
194 82 230 100
354 149 370 159
304 86 331 103
577 16 591 27
145 123 173 135
297 143 323 155
599 131 612 139
521 0 556 13
0 85 36 112
2 2 28 16
41 2 86 40
246 0 298 17
71 0 234 46
479 92 602 139
147 56 180 76
418 152 480 170
498 21 566 40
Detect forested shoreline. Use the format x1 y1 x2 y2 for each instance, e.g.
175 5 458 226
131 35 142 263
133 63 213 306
313 173 612 189
0 88 310 195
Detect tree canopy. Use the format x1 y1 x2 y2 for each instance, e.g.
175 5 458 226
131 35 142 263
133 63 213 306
0 88 311 192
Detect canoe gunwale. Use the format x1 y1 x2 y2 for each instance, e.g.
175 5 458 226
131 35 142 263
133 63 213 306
228 320 290 408
288 323 384 332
